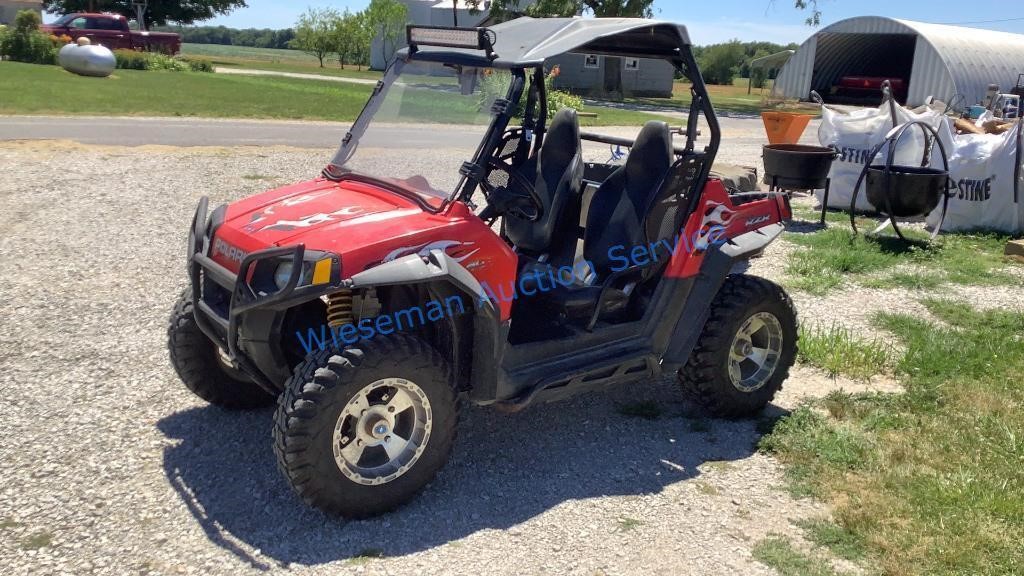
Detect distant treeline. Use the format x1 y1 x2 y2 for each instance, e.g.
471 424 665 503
152 25 296 49
692 40 801 85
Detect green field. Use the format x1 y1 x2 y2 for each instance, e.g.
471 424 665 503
0 61 374 122
0 62 674 126
180 43 384 80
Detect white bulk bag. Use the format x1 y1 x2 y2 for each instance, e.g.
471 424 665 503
817 101 944 211
926 119 1024 234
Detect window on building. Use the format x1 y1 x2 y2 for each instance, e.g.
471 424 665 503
584 54 600 69
624 58 640 71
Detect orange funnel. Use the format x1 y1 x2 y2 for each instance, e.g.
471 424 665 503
761 112 813 145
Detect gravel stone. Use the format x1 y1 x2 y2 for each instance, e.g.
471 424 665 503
0 131 905 576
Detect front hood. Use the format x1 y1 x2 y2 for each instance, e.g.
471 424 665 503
223 178 416 246
211 177 461 274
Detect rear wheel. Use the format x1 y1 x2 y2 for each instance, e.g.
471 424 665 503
273 334 457 517
167 290 276 409
679 275 797 419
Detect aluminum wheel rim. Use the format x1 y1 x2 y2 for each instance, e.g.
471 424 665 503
728 312 784 393
332 378 432 486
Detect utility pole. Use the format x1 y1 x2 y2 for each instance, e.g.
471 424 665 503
452 0 458 26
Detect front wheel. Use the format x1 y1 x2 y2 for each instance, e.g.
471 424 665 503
273 334 458 517
168 290 276 409
679 275 797 419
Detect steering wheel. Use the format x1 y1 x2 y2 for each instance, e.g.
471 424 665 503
482 160 543 222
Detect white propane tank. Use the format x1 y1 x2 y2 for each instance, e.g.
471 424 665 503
58 39 116 78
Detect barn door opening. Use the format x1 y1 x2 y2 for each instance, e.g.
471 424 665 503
811 33 917 105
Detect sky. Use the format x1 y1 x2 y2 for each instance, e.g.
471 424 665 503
207 0 1024 45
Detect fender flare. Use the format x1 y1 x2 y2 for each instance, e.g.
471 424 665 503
348 249 504 399
349 249 497 317
660 223 785 370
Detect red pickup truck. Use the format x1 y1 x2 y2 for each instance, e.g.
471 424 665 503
41 13 181 55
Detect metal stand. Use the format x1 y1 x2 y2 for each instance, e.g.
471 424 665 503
769 176 831 225
849 120 951 242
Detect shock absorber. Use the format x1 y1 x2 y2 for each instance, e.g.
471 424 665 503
326 289 354 328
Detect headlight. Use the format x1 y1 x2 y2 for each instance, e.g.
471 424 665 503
273 257 334 291
273 262 296 290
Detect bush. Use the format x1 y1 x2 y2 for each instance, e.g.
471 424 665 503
179 55 214 73
544 66 583 117
113 49 149 70
1 11 57 65
478 70 522 117
112 49 189 72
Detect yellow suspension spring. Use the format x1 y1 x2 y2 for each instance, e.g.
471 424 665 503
326 289 354 328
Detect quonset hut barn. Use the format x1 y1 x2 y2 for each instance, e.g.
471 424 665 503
772 16 1024 107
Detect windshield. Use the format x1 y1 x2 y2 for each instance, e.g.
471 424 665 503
51 14 77 26
328 60 511 207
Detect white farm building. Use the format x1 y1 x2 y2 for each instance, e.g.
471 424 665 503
772 16 1024 107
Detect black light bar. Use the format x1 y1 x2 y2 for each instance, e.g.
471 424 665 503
407 25 496 55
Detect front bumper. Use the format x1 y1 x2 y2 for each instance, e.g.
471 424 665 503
187 197 343 393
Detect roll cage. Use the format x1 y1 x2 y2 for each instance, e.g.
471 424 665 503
324 17 722 217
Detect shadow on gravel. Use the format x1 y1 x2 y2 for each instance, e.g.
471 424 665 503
158 380 781 570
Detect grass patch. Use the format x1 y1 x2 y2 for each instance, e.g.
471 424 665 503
20 531 53 550
599 78 816 116
796 518 867 562
752 536 840 576
861 270 944 290
762 300 1024 574
615 517 643 532
0 61 373 122
616 400 663 420
181 43 384 80
0 61 672 127
797 324 892 380
784 227 1021 294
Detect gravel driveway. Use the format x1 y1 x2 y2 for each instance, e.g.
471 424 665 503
0 140 852 576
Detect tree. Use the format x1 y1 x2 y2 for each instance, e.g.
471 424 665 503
794 0 822 26
291 7 338 68
347 12 372 70
698 40 744 85
366 0 407 70
42 1 247 28
332 9 370 70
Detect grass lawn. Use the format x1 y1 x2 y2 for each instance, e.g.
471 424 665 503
754 214 1024 575
592 78 815 116
0 61 674 127
181 43 384 81
782 208 1022 295
761 299 1024 574
0 61 374 122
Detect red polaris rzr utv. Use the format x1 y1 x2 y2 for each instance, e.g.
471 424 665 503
169 17 797 517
